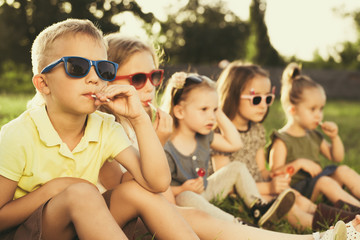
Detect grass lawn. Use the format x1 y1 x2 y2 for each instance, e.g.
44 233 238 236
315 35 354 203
1 94 360 234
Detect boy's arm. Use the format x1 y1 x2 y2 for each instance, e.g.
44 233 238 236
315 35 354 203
114 114 170 193
0 176 91 231
211 109 243 152
100 85 170 193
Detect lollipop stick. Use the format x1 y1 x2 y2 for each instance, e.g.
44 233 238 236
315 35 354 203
148 102 157 112
91 94 110 102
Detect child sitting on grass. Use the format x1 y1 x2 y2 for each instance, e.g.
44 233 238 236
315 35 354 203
0 18 198 240
161 71 296 227
268 62 360 208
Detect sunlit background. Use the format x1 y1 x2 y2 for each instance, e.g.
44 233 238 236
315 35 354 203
119 0 360 61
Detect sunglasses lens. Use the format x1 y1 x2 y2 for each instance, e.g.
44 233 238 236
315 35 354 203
98 61 116 81
67 57 89 77
252 96 262 105
132 73 147 89
266 95 273 105
151 71 163 86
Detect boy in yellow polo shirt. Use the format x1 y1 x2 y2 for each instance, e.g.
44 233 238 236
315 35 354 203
0 19 198 240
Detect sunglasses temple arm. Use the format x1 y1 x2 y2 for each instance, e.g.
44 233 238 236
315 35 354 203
41 59 63 73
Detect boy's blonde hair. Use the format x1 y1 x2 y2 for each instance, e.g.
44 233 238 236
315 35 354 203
31 18 107 75
281 62 323 118
28 18 107 108
105 33 161 68
161 72 216 128
217 61 269 121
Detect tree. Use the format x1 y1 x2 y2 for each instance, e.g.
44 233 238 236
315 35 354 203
0 0 155 67
159 0 249 65
246 0 283 66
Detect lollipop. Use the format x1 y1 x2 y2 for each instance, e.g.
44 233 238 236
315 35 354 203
196 167 206 177
285 166 294 178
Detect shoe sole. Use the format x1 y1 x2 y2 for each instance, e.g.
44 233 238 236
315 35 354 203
258 189 296 227
332 220 346 240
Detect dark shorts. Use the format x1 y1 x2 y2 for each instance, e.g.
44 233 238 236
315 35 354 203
292 165 338 199
0 199 50 240
0 190 148 240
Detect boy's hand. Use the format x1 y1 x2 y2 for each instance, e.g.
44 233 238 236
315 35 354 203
182 178 204 194
298 158 322 177
321 121 339 139
153 109 173 145
95 85 146 121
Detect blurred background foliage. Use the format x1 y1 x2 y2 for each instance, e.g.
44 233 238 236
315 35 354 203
1 0 360 93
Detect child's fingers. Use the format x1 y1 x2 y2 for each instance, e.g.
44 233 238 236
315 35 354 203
100 84 137 100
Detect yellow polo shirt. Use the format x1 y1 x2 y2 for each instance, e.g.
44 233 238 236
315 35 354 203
0 106 131 199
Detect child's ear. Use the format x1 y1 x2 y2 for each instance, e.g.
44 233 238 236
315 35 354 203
288 104 296 115
32 74 50 95
173 104 185 120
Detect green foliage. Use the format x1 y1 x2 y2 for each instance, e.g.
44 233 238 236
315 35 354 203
0 60 34 94
0 94 32 127
160 0 249 64
0 0 156 68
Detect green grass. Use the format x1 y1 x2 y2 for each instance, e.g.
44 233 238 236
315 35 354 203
0 93 33 127
1 94 360 234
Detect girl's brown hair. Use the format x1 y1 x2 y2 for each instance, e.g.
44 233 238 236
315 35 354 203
217 61 269 121
280 62 323 118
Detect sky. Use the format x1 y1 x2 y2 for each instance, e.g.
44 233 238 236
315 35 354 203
117 0 360 61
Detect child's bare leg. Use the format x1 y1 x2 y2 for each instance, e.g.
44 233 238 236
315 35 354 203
311 176 360 207
109 180 198 240
176 207 315 240
42 183 127 240
331 165 360 200
286 203 313 229
293 191 317 214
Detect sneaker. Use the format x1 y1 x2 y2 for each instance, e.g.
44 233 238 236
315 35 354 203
235 217 258 228
250 188 295 227
312 220 347 240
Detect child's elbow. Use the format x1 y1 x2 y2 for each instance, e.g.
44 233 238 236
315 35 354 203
149 174 171 193
230 140 243 152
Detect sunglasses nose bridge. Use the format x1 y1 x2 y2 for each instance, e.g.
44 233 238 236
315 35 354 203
85 63 101 84
143 75 155 90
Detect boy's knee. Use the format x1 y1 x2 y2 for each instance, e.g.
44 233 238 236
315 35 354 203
62 182 101 205
111 180 159 205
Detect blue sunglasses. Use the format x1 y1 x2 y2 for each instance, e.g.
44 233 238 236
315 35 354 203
41 56 119 81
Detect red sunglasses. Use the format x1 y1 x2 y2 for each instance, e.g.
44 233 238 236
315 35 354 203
241 86 276 106
114 69 164 89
